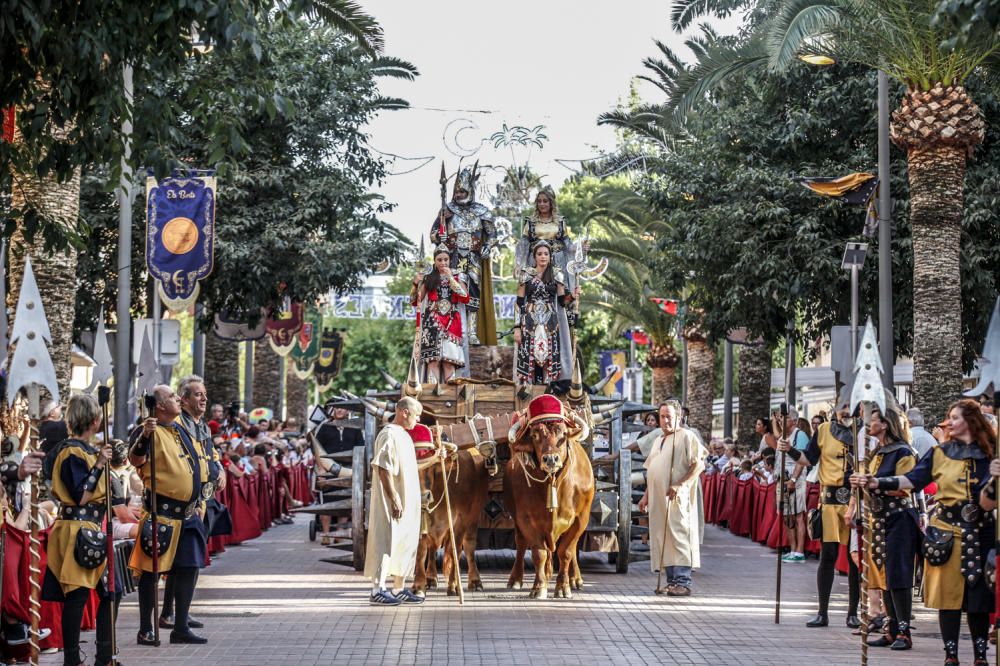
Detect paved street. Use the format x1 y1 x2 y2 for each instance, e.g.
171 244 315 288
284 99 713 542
43 521 969 665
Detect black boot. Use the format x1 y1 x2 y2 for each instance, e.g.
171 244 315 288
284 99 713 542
890 620 912 650
973 636 989 666
845 614 860 628
806 614 829 627
869 619 896 647
944 639 960 665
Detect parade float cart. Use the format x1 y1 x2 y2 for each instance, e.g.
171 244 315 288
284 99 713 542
295 347 644 574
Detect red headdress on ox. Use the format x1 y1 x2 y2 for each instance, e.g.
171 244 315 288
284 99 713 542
508 394 590 454
408 423 436 461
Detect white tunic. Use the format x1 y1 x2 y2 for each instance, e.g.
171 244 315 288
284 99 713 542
643 428 704 571
364 424 421 582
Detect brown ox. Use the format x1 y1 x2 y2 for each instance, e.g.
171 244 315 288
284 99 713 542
412 447 489 596
504 415 594 599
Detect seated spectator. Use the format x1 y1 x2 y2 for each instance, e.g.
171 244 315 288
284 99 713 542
737 459 754 481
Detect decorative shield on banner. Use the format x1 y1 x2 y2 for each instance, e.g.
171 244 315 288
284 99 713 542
289 311 321 380
266 301 304 356
313 329 344 391
212 309 266 341
146 172 216 312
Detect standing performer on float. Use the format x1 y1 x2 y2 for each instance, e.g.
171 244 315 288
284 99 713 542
429 164 497 347
411 245 471 383
512 240 575 386
637 400 704 597
514 187 581 304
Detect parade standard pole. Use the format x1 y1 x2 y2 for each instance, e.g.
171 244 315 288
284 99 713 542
774 402 787 624
877 70 894 391
98 386 118 665
7 257 60 666
434 426 463 605
143 393 162 647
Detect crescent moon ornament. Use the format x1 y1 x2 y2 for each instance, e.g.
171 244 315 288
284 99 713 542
442 118 482 158
172 270 185 290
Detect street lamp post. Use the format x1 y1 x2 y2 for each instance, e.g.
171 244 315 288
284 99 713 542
843 243 869 365
877 70 894 389
113 63 134 439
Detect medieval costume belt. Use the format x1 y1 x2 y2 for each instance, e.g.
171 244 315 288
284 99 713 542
934 501 993 585
822 484 852 505
869 494 914 570
201 479 219 500
144 492 199 520
59 503 107 523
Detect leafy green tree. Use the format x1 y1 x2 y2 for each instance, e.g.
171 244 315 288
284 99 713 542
75 21 416 334
627 0 1000 420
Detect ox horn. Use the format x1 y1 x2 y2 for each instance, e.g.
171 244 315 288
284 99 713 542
381 369 401 390
569 411 591 441
507 412 524 444
404 354 422 397
590 367 618 394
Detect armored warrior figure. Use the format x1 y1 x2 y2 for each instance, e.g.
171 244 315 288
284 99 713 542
430 164 497 345
515 187 581 303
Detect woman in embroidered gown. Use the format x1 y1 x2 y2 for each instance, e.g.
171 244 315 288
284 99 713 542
854 399 996 666
515 187 580 296
513 241 576 385
411 245 470 383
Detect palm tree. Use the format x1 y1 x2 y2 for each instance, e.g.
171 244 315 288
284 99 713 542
610 0 999 421
584 188 681 405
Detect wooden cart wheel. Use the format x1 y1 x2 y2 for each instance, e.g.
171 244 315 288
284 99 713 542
351 445 367 572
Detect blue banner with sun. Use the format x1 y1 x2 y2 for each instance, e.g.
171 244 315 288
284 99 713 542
146 171 216 312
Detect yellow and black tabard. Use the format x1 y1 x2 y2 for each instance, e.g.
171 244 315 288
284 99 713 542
128 422 207 574
864 441 918 591
43 439 109 597
901 441 994 611
179 410 221 494
798 420 855 545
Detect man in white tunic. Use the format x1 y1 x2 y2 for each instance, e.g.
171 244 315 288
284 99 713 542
638 401 704 596
364 396 424 606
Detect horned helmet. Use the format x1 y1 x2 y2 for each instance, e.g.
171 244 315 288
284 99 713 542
452 161 480 204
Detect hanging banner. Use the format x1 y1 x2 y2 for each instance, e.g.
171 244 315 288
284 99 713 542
313 328 344 391
146 171 216 313
598 350 627 397
329 293 517 320
266 300 304 356
289 310 322 380
212 309 266 341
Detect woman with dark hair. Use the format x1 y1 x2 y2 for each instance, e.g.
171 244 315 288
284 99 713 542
513 240 576 385
849 402 919 651
755 416 777 456
855 398 996 665
411 244 470 382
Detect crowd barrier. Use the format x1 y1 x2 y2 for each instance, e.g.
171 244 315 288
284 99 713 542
0 462 314 656
701 472 852 572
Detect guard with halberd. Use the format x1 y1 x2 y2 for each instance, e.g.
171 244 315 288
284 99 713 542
128 384 210 646
430 162 497 346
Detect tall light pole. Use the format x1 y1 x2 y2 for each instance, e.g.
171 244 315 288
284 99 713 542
113 63 134 439
877 70 894 389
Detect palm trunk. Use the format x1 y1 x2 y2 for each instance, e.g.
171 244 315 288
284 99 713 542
647 341 679 406
7 139 80 401
252 340 282 414
205 332 240 407
685 333 716 443
737 343 771 448
285 371 309 426
908 145 965 423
